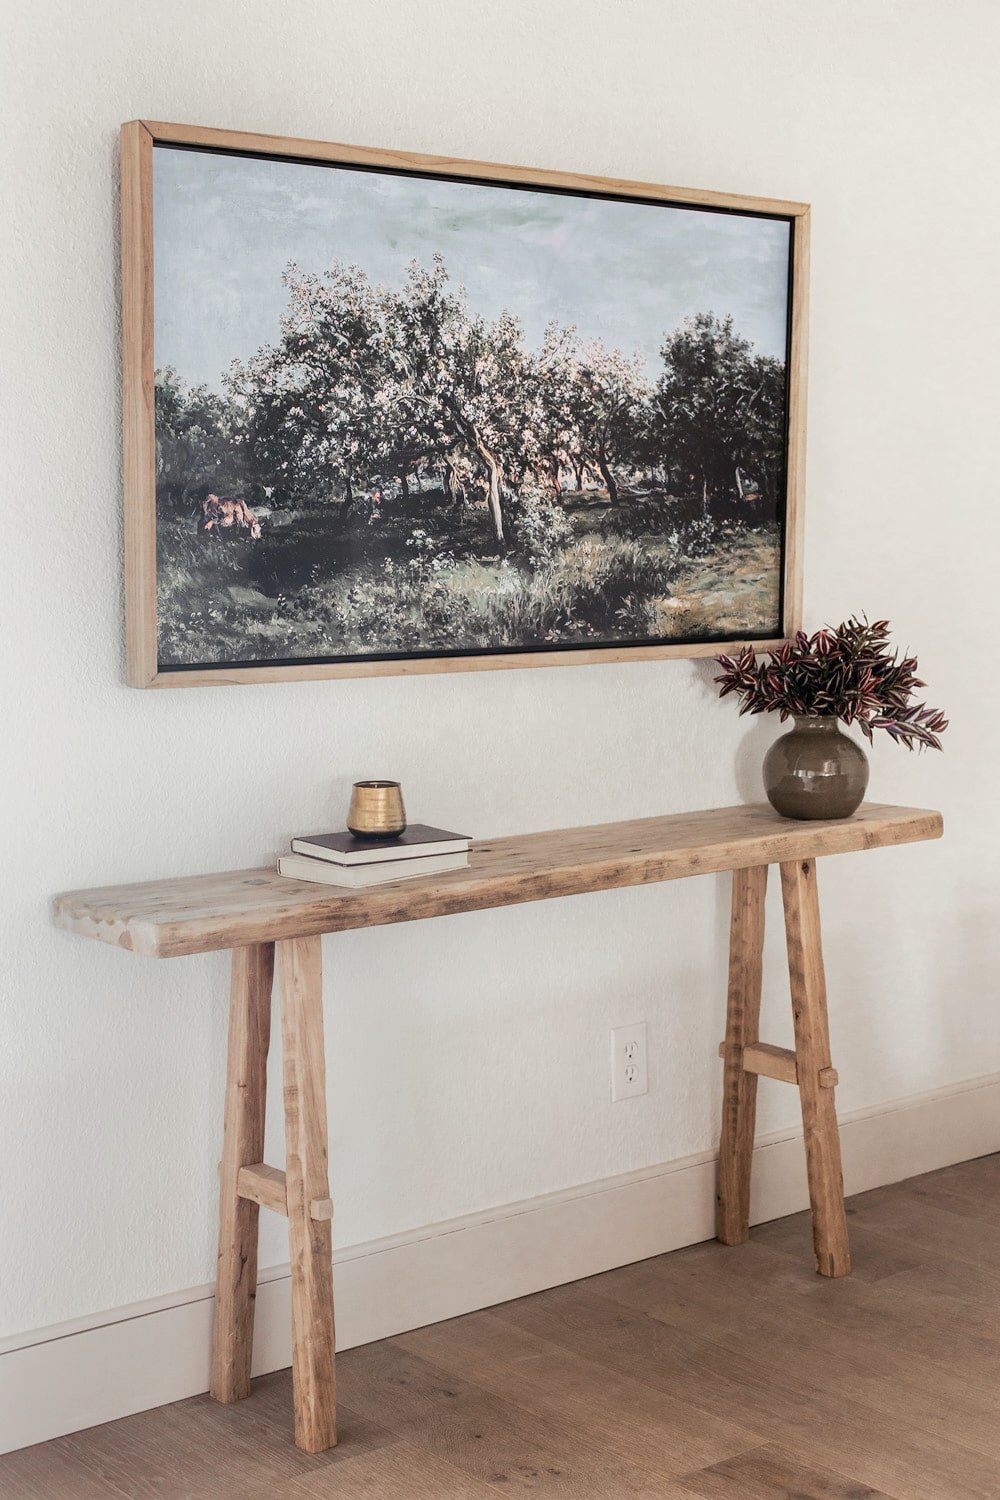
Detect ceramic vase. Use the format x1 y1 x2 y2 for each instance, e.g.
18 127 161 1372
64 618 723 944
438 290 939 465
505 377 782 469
763 717 869 821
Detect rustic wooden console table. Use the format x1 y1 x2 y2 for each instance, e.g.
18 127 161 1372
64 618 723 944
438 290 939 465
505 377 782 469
52 802 942 1452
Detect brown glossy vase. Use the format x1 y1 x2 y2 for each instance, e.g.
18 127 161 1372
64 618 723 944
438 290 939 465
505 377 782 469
763 717 869 821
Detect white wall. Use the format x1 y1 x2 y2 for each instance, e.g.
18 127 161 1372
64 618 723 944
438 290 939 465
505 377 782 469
2 0 998 1343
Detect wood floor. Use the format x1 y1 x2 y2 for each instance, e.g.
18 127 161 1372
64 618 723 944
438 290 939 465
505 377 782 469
3 1153 999 1499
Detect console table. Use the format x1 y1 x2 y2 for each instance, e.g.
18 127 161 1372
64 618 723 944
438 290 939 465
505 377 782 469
52 801 942 1453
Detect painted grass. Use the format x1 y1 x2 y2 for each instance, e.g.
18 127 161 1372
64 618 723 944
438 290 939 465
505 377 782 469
155 491 780 666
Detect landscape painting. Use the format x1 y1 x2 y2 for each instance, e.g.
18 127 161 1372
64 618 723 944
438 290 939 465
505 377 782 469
133 127 803 681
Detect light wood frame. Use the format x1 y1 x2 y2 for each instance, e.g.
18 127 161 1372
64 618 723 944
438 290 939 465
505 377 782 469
121 119 809 688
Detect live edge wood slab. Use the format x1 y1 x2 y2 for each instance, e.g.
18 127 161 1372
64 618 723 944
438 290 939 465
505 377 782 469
52 801 942 1452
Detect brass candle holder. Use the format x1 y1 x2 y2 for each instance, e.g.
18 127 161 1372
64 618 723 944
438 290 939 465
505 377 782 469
347 780 407 839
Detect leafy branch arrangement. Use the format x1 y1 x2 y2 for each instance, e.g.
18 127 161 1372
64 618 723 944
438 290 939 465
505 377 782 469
715 617 949 750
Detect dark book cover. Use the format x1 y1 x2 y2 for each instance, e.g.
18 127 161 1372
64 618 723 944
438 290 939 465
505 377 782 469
292 824 471 865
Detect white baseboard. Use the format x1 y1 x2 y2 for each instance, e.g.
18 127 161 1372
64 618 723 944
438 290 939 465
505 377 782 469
3 1070 998 1455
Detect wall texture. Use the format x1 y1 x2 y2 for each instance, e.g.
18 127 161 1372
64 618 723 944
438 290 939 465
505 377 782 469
2 0 998 1341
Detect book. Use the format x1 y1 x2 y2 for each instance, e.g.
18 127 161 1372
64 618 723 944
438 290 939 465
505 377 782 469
291 824 471 866
277 850 469 888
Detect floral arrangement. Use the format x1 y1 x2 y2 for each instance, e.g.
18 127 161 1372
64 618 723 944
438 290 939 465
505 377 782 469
715 617 948 750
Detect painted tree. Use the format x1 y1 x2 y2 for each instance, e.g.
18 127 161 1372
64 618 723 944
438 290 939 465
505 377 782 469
521 322 585 499
386 257 538 543
222 252 779 552
154 368 237 509
732 351 786 505
569 341 648 505
227 263 439 510
651 312 786 513
229 257 539 537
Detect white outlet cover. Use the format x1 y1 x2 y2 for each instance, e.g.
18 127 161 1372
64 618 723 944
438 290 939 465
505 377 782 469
611 1021 648 1101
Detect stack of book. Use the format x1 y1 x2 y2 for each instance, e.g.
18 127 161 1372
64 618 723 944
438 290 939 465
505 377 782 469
277 824 471 888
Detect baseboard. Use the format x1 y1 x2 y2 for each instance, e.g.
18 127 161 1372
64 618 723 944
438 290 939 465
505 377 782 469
3 1070 998 1454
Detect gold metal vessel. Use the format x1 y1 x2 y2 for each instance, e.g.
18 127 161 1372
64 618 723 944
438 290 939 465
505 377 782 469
347 780 407 838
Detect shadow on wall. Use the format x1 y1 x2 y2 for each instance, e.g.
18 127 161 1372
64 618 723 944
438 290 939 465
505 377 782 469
734 717 780 805
691 656 779 806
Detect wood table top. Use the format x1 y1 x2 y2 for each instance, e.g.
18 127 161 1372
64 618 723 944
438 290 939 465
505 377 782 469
52 802 942 958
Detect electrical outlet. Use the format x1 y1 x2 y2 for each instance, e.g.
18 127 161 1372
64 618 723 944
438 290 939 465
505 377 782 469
610 1022 648 1101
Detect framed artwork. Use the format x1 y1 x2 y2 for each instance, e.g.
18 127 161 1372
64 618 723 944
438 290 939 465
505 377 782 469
121 120 808 687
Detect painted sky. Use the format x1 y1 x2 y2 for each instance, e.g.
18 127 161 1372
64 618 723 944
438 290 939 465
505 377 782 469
153 144 791 392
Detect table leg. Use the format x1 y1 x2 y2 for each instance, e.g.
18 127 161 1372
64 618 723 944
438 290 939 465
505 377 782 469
780 858 851 1278
211 942 274 1403
716 864 768 1244
279 934 337 1452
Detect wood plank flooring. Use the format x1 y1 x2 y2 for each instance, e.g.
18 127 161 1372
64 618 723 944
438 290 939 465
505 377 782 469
3 1154 998 1499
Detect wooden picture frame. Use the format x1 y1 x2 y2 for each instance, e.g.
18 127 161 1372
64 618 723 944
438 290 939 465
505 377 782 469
121 119 808 688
